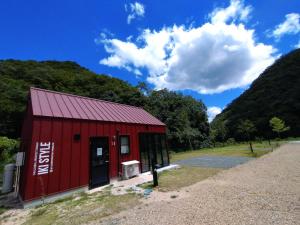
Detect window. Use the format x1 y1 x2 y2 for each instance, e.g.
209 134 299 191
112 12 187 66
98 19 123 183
120 136 130 154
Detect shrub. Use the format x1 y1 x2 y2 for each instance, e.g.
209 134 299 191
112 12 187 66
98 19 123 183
226 138 236 145
0 136 19 166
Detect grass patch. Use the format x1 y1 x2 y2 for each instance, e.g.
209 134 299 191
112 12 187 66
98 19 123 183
24 190 141 225
170 142 274 162
158 167 222 191
140 166 222 192
0 206 11 215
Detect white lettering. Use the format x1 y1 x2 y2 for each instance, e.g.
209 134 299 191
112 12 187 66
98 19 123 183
38 164 49 175
33 141 55 176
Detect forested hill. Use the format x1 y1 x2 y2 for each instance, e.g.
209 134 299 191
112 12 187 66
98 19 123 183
212 48 300 140
0 60 209 150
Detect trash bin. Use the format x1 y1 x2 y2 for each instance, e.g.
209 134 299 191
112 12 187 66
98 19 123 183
2 163 15 193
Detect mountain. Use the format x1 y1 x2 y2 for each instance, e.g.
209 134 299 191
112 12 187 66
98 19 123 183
0 60 209 151
0 60 146 138
212 48 300 140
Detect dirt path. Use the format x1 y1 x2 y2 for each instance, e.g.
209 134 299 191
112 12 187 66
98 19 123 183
96 144 300 225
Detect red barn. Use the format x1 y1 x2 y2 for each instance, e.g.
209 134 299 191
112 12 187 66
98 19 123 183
18 87 168 206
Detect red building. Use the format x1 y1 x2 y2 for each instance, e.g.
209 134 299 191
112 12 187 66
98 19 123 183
19 87 168 205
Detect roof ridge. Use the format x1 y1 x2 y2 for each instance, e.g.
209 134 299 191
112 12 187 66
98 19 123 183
30 87 143 110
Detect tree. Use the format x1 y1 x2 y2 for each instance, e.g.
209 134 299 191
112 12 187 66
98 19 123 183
147 89 209 150
237 120 256 152
210 119 227 146
269 117 290 138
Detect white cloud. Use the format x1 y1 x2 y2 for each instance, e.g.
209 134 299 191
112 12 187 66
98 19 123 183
209 0 252 24
271 13 300 40
295 40 300 48
100 0 276 94
207 106 222 122
125 2 145 24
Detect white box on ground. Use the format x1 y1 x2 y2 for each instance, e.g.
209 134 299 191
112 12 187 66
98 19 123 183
122 160 140 179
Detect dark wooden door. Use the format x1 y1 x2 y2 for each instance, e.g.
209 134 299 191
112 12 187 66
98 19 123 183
90 137 109 188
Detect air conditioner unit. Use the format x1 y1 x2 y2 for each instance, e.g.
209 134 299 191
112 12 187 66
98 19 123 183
122 160 140 179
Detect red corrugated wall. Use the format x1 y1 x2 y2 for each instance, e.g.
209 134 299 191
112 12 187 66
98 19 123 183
19 113 166 202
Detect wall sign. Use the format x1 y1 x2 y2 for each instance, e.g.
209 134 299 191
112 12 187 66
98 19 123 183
97 147 103 156
33 142 55 176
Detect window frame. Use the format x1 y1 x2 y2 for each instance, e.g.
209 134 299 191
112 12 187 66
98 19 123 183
119 135 130 155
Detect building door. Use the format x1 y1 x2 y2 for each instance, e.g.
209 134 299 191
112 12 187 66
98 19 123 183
89 137 109 189
139 133 169 173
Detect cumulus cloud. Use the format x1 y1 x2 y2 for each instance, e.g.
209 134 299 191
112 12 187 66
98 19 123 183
100 0 276 94
271 13 300 40
209 0 252 24
296 40 300 48
207 106 222 122
125 2 145 24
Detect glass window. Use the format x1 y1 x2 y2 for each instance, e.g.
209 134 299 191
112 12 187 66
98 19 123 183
120 136 130 154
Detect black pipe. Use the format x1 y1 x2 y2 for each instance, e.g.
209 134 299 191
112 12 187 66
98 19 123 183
116 129 120 178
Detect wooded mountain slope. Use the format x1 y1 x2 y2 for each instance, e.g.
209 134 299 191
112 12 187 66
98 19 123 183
0 60 208 150
213 48 300 139
0 60 146 138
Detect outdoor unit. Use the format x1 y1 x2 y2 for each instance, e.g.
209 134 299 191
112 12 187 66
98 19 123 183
121 160 140 179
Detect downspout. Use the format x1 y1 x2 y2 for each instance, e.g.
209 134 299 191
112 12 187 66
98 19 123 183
116 129 120 178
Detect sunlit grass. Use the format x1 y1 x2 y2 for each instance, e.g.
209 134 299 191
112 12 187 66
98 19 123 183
139 166 222 192
170 141 276 162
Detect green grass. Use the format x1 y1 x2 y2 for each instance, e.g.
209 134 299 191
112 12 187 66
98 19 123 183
140 166 222 192
0 206 11 215
170 142 276 162
24 189 141 225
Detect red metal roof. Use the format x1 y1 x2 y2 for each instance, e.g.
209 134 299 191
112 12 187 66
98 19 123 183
30 87 165 126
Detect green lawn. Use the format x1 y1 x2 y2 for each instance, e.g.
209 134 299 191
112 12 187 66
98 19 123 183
140 166 222 192
170 142 275 162
140 142 279 192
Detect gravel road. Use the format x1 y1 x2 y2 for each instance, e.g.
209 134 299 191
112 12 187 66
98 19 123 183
97 143 300 225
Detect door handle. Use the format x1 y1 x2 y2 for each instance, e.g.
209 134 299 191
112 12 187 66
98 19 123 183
105 161 109 163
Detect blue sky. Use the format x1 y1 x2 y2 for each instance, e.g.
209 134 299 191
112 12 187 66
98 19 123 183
1 0 300 121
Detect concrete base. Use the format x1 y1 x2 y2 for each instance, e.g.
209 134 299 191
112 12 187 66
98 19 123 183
21 186 88 208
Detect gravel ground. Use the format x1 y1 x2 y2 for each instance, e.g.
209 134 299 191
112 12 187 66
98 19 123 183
95 144 300 225
175 155 253 168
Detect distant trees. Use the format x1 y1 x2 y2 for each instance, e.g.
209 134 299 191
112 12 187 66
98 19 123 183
269 117 290 138
237 120 256 152
146 89 209 150
0 60 210 152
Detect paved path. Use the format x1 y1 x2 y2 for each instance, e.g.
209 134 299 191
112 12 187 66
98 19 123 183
97 144 300 225
175 155 253 168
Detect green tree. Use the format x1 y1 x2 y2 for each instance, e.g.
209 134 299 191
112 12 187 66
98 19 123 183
147 89 209 150
210 119 227 146
237 120 256 152
269 117 290 138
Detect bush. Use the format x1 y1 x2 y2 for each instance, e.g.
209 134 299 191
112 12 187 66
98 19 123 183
0 136 19 168
226 138 236 145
